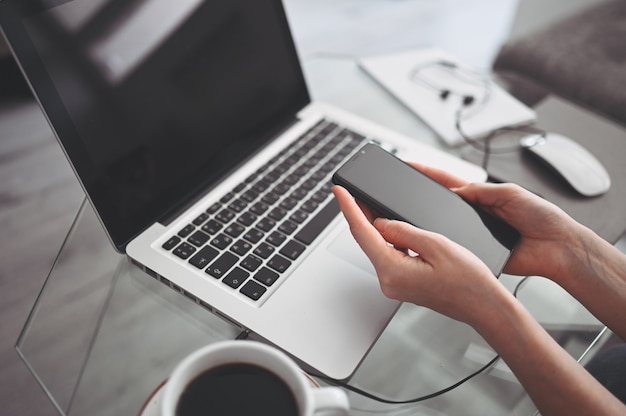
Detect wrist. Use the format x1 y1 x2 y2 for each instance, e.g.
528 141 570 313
547 220 593 286
465 282 522 338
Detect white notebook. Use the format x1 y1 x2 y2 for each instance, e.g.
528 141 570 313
359 48 536 147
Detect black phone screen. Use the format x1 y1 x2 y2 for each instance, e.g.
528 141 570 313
332 143 519 276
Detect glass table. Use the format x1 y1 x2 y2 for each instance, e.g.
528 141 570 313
17 57 611 416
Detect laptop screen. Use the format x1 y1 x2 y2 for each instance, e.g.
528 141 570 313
0 0 310 251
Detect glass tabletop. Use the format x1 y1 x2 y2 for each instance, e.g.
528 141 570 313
16 57 610 416
16 195 609 416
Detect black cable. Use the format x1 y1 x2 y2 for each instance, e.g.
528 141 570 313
309 354 500 405
455 105 547 171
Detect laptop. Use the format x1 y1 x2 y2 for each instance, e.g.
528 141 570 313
0 0 486 379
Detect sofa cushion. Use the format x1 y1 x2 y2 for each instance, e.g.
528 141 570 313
494 0 626 126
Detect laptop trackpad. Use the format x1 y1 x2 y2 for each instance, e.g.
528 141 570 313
327 228 377 276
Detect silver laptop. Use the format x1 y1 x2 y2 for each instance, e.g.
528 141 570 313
0 0 486 379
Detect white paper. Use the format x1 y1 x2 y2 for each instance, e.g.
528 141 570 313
359 48 536 146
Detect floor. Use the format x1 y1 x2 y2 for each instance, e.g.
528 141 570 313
0 0 605 415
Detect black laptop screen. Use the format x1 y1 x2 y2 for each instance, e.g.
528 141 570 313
0 0 310 251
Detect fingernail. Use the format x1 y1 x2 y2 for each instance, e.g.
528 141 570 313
374 217 390 232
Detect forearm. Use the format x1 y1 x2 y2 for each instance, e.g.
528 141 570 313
555 224 626 340
475 290 626 415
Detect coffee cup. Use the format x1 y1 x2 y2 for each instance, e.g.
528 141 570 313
161 340 349 416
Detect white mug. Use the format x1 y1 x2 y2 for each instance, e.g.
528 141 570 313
161 340 349 416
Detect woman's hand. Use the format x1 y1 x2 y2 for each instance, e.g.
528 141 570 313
332 162 584 322
332 185 507 326
411 163 583 282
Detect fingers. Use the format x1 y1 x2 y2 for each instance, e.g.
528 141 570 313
333 183 453 266
455 182 515 206
455 182 538 221
408 162 469 189
332 186 391 265
374 218 443 263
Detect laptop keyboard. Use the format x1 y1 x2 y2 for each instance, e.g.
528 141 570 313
160 119 368 303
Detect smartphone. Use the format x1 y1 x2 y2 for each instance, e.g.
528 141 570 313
332 143 519 276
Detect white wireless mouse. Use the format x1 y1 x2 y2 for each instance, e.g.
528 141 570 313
520 133 611 197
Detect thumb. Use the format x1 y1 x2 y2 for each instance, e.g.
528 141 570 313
373 218 443 260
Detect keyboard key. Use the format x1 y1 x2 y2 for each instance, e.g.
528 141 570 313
310 171 327 182
225 222 245 238
253 242 275 259
201 219 223 235
240 254 262 272
319 162 336 173
330 154 345 164
206 252 238 278
301 200 318 213
230 240 252 256
311 190 328 203
243 228 264 244
269 207 287 221
290 188 307 200
173 242 196 259
250 202 269 216
273 183 290 195
289 210 308 224
264 170 280 182
189 246 219 269
237 211 257 227
177 224 195 238
233 182 247 193
223 267 249 289
254 267 279 286
188 230 210 247
292 166 308 177
266 231 287 247
216 209 235 224
162 236 181 250
228 199 247 213
210 233 233 250
274 161 291 173
192 212 209 226
241 189 259 203
220 192 235 203
321 181 333 193
206 202 222 214
268 254 291 273
261 192 280 205
279 197 298 211
252 180 270 193
294 198 340 245
280 240 306 260
283 174 299 185
240 280 267 301
257 217 276 232
278 220 297 235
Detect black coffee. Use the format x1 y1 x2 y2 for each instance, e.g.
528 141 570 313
176 363 299 416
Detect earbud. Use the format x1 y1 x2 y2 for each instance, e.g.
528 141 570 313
438 90 475 107
462 95 475 106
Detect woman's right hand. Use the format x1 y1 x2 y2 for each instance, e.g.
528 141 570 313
414 163 584 282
